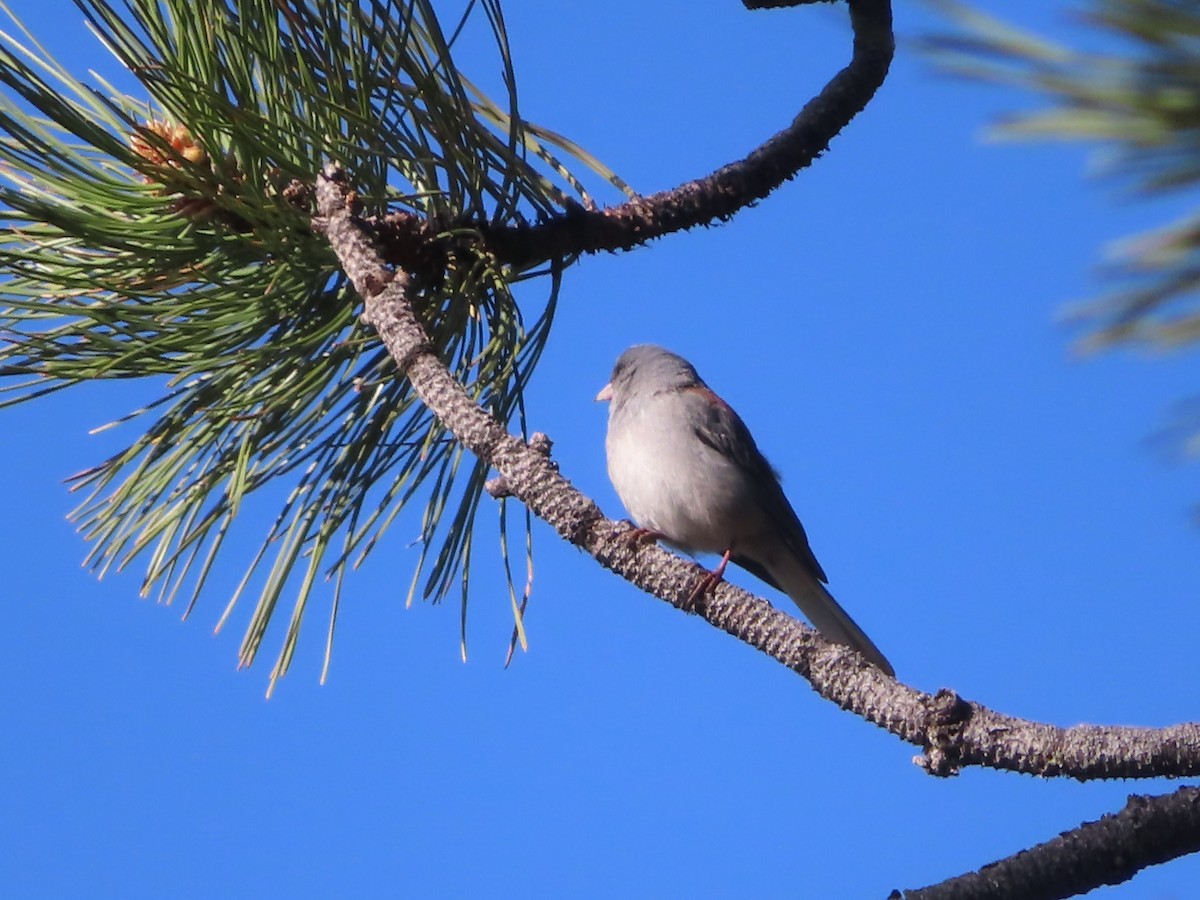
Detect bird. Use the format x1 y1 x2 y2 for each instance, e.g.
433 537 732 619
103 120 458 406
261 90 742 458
596 344 894 676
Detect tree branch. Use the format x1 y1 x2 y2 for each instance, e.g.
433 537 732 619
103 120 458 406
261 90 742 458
376 0 894 272
894 786 1200 900
313 165 1200 784
278 1 1200 893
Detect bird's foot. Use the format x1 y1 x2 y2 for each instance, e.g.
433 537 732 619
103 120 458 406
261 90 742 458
618 525 662 549
684 549 733 609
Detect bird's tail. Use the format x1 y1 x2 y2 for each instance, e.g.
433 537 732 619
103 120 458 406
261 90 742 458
771 557 894 676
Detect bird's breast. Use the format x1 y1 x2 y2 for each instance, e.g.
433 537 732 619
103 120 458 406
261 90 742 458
606 401 757 556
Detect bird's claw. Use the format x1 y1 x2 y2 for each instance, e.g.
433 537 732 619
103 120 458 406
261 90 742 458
684 548 734 608
618 525 661 549
685 570 723 607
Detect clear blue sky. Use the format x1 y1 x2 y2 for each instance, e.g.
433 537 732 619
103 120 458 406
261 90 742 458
3 2 1198 897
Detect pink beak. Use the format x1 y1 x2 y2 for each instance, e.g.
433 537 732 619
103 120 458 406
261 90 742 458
595 383 613 402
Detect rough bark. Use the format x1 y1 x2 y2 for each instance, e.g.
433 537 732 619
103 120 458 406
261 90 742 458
894 786 1200 900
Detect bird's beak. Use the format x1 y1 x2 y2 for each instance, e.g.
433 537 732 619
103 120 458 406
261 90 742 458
595 383 613 403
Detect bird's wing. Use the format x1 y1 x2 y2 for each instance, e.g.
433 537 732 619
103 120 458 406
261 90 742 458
687 385 829 584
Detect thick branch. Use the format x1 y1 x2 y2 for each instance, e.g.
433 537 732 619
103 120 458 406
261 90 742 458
377 0 894 271
314 166 1200 783
895 786 1200 900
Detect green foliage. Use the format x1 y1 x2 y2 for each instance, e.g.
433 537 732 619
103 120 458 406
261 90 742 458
925 0 1200 350
0 0 628 692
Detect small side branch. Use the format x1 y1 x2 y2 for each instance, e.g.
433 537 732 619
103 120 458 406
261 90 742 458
895 786 1200 900
378 0 895 271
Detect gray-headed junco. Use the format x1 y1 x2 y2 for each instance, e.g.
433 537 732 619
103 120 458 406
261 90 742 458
596 344 894 676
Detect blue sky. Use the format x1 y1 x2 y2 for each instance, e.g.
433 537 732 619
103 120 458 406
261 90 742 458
3 1 1199 898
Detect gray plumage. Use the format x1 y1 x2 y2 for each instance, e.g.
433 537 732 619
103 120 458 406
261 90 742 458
598 344 893 676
